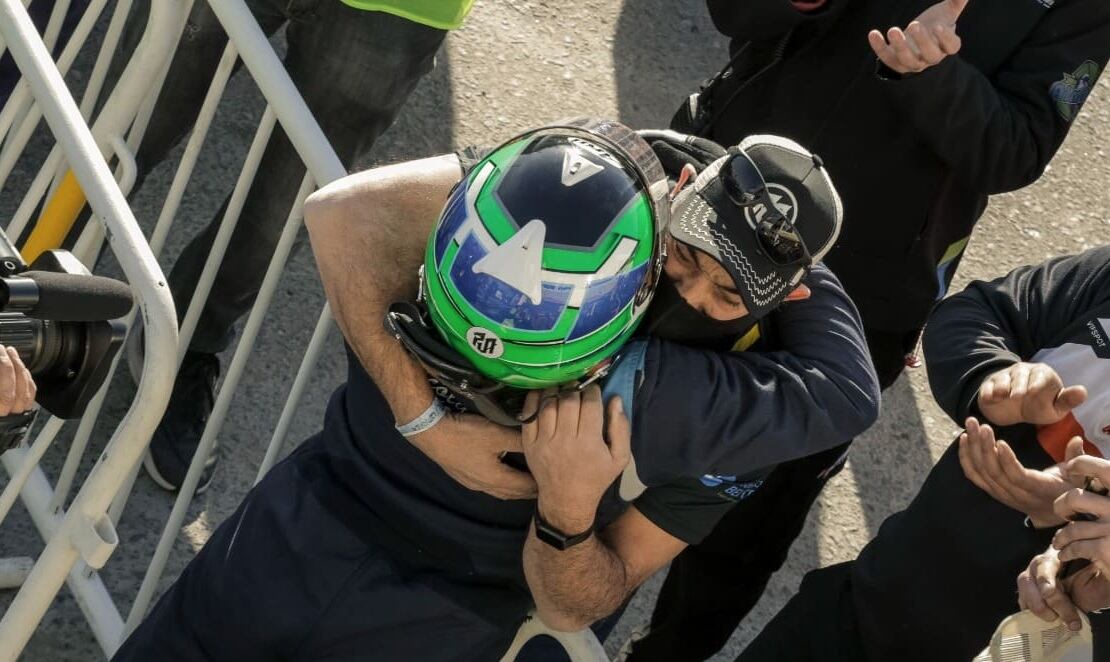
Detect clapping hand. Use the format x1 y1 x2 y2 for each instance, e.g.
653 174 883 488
868 0 968 75
1018 545 1110 631
1053 455 1110 575
958 417 1085 528
976 362 1087 427
1019 455 1110 627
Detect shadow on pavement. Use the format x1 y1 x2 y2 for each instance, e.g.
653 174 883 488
612 0 728 131
609 3 939 657
850 374 938 537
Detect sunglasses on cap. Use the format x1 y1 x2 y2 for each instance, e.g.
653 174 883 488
720 151 813 268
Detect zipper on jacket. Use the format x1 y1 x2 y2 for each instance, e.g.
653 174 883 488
699 30 795 137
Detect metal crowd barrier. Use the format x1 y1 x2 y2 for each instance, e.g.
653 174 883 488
0 1 607 659
0 0 179 658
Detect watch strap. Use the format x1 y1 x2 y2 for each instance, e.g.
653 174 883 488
533 504 594 550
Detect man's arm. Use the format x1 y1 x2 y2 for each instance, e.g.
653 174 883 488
630 264 880 484
304 156 536 498
877 0 1110 193
524 505 687 630
924 246 1110 426
519 387 690 630
305 155 457 425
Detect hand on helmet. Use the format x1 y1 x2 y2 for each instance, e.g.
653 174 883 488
638 130 727 181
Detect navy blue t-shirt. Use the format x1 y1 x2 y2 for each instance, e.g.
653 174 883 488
304 343 754 594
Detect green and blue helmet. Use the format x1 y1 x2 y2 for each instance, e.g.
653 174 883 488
422 118 670 388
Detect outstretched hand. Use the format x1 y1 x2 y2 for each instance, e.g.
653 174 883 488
958 417 1085 527
976 362 1087 427
868 0 968 75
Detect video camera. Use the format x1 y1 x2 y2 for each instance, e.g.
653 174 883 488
0 227 132 452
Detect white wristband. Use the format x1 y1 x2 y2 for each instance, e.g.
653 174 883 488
396 398 448 438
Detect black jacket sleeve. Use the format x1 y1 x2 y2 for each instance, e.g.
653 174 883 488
923 246 1110 425
632 477 752 545
631 264 880 484
879 0 1110 194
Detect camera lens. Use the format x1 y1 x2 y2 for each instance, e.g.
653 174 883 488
0 313 83 378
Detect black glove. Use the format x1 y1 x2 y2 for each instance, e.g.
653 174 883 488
670 90 711 136
637 130 727 182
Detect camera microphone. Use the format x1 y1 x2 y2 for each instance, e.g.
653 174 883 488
0 245 130 424
0 271 133 321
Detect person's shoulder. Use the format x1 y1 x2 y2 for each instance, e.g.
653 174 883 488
769 261 851 314
804 261 842 287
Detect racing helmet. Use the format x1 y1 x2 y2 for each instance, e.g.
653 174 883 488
421 118 670 388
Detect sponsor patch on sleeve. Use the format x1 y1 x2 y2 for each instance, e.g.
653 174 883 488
699 474 764 501
1050 60 1101 122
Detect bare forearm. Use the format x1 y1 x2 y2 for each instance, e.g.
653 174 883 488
305 155 462 424
522 528 629 632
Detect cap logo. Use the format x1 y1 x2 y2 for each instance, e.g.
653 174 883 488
743 183 798 229
467 327 504 358
561 147 604 187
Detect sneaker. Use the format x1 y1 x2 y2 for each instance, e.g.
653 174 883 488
142 350 221 493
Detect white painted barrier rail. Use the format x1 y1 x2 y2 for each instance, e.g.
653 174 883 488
0 0 179 658
0 1 607 659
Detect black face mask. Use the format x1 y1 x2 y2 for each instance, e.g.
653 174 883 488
640 272 757 351
712 0 840 44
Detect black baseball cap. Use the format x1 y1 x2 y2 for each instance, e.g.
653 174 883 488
668 134 842 317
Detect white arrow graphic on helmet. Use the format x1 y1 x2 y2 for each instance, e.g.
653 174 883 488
473 219 546 305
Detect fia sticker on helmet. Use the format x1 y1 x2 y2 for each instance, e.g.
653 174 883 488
467 327 504 358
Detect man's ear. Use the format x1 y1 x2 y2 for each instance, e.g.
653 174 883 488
783 283 811 302
784 284 811 301
668 164 698 201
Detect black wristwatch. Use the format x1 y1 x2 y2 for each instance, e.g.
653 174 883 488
533 504 594 550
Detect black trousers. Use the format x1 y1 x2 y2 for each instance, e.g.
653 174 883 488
627 327 919 662
112 1 445 353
